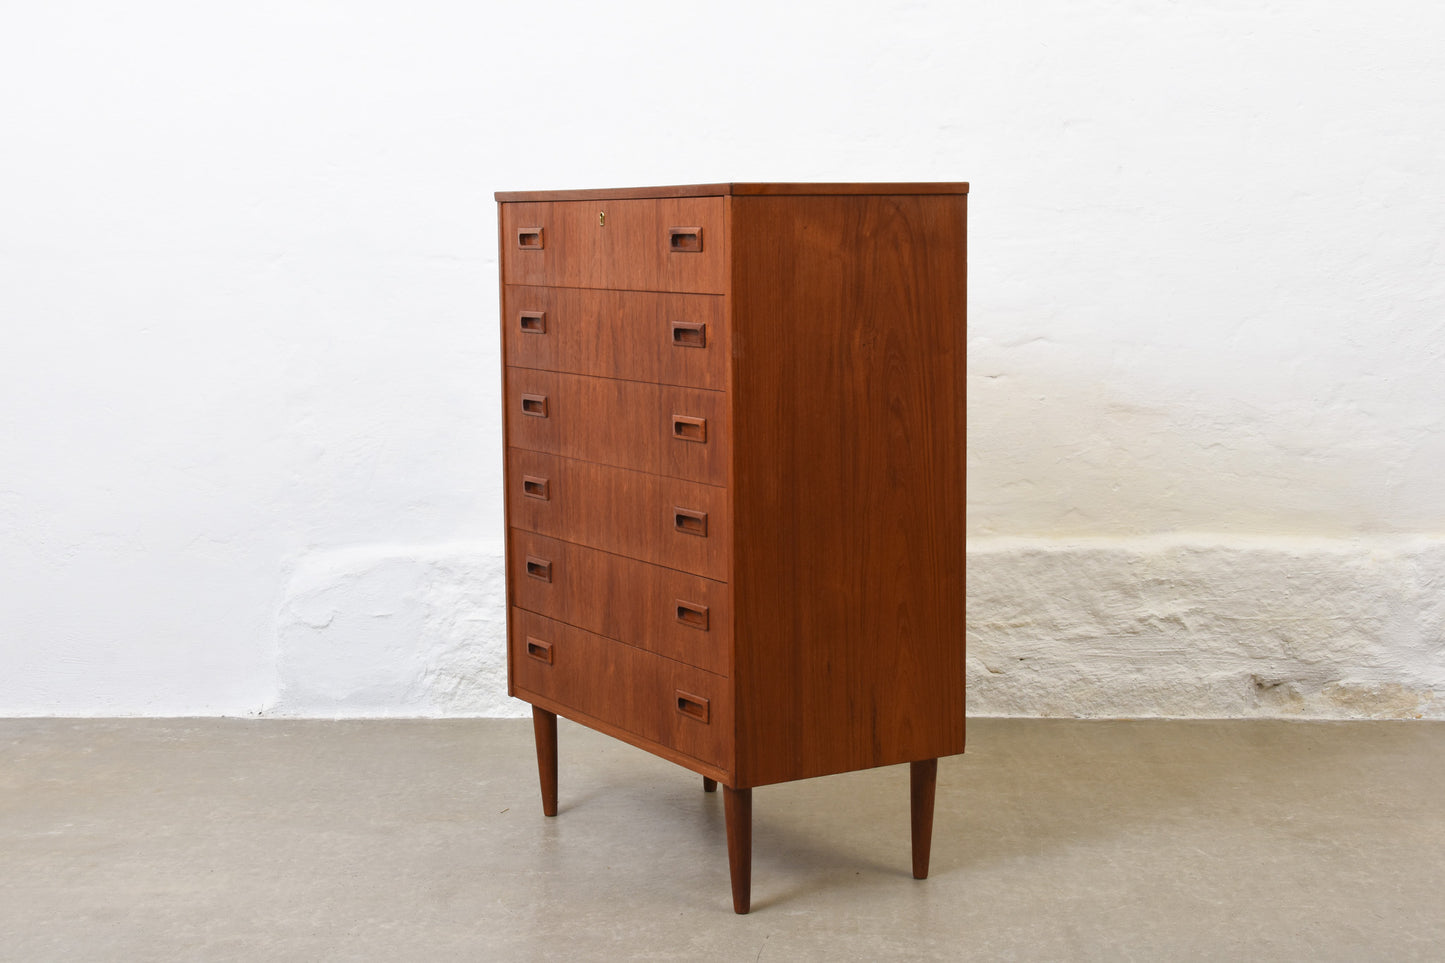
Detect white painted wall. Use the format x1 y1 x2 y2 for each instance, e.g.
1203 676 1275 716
2 1 1442 717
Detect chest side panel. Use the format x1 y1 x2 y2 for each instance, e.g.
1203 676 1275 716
729 193 968 788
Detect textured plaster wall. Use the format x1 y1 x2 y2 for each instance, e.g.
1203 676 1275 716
970 538 1445 719
3 2 1443 717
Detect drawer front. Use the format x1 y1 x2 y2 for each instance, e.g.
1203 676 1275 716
501 198 728 293
509 530 729 676
510 608 729 767
507 449 728 581
506 370 728 487
503 286 727 390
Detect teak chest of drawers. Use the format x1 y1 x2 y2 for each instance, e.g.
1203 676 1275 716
496 182 967 913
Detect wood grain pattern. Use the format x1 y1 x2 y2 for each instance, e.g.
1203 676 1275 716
723 786 752 914
499 191 518 705
509 608 731 769
520 689 731 784
508 529 731 676
728 192 968 788
501 198 728 293
505 369 728 486
730 182 969 196
503 286 728 390
910 758 937 879
494 183 969 202
533 707 558 817
507 449 729 581
496 184 733 202
498 182 967 912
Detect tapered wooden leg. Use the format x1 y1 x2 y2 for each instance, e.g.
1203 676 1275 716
702 776 717 793
910 758 938 879
532 707 558 817
723 786 752 914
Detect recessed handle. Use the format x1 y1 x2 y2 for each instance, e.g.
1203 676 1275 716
525 637 554 665
517 227 544 250
519 311 546 334
673 507 708 537
668 227 703 253
522 475 550 500
674 600 710 631
675 690 710 723
671 415 707 443
525 556 553 582
521 394 549 418
670 321 706 349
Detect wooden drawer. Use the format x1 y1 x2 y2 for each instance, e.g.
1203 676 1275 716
503 286 727 390
510 608 729 768
506 370 728 487
507 450 728 581
500 198 728 293
509 530 729 676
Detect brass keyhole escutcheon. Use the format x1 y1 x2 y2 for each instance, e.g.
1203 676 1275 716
598 210 606 227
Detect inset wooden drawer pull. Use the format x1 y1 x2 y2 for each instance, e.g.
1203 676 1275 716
674 600 710 631
671 414 707 443
519 311 547 334
525 556 553 582
521 394 549 418
670 321 706 348
676 690 710 723
673 507 708 537
525 637 554 665
522 475 550 500
517 227 544 250
668 227 703 253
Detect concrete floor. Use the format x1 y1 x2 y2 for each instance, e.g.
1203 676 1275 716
2 719 1442 962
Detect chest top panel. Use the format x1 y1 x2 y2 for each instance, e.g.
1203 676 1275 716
494 182 970 202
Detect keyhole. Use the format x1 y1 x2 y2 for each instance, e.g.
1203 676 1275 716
598 210 606 227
